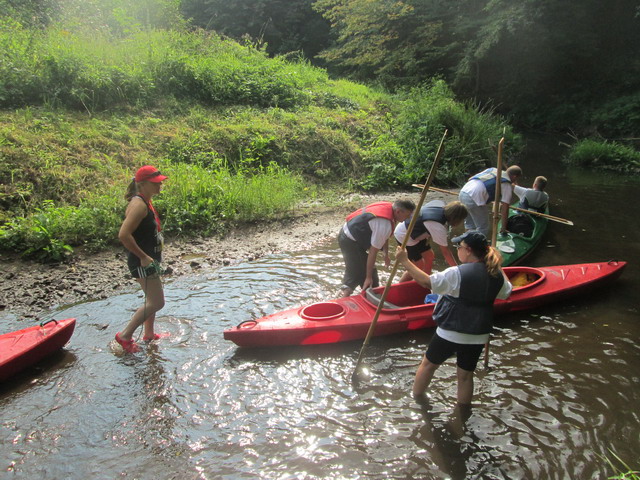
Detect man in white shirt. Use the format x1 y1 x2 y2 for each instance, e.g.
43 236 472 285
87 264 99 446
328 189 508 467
458 165 522 237
339 199 415 297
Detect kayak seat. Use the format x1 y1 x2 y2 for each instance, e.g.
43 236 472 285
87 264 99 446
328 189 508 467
365 289 400 309
508 271 541 287
506 213 534 237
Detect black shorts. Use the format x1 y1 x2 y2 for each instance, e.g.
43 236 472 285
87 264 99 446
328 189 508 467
406 239 431 261
128 253 163 279
425 332 485 372
338 230 379 290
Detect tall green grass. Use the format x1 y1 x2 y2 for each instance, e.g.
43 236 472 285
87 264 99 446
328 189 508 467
565 138 640 173
157 160 306 235
0 24 331 111
0 162 306 262
0 25 524 262
604 450 640 480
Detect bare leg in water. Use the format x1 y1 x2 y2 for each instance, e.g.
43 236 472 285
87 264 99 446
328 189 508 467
119 275 165 342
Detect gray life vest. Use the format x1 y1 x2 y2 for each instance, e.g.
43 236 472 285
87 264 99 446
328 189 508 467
405 204 447 240
519 189 548 213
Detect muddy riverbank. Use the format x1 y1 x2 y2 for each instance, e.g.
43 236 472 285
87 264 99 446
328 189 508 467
1 192 441 319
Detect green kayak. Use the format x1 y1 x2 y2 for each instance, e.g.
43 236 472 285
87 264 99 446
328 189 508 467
496 207 549 266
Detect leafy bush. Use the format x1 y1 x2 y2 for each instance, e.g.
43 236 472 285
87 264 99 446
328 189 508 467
590 93 640 138
0 201 75 262
565 138 640 173
358 80 522 190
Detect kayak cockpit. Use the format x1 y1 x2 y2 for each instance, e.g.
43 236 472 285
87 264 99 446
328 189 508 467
364 267 547 309
300 302 346 321
364 281 431 309
505 266 546 291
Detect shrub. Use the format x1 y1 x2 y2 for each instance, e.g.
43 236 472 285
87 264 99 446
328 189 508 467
590 93 640 138
565 138 640 173
358 79 522 190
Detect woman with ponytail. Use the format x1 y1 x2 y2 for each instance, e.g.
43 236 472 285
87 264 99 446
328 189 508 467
396 230 512 405
115 166 168 353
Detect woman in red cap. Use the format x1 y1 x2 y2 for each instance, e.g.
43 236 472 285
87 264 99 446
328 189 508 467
115 165 168 353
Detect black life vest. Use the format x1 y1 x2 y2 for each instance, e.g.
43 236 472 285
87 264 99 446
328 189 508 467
433 262 504 335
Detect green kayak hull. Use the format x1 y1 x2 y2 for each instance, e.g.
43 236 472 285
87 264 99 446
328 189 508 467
496 208 549 266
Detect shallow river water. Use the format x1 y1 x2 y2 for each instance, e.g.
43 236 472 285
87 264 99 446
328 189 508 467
2 134 639 479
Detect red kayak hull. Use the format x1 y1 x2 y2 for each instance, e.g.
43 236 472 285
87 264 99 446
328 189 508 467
0 318 76 382
224 262 626 348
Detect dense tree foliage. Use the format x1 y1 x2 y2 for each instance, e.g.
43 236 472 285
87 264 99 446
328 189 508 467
0 0 60 28
313 0 640 130
182 0 640 131
182 0 330 59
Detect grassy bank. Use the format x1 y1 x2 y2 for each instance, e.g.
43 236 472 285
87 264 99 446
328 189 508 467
564 138 640 174
0 24 519 262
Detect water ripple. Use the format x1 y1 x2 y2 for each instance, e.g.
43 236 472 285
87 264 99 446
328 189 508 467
2 239 639 479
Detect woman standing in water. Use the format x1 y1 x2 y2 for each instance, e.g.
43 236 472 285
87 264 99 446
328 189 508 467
396 231 512 404
115 165 168 353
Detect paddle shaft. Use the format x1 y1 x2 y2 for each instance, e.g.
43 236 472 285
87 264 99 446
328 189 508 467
490 138 505 247
352 130 448 377
486 136 504 369
411 185 574 226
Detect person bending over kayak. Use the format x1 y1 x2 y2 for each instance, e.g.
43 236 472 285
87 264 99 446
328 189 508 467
396 231 512 405
115 165 168 353
339 199 415 297
394 199 467 281
459 165 522 237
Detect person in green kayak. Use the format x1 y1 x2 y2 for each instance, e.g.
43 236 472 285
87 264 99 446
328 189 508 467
514 176 549 213
115 165 168 353
396 230 512 405
458 165 522 237
505 175 550 236
339 199 415 297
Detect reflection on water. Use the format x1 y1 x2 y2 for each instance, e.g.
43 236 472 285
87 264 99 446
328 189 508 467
2 135 640 479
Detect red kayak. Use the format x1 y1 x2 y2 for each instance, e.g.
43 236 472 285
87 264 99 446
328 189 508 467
0 318 76 382
224 262 626 348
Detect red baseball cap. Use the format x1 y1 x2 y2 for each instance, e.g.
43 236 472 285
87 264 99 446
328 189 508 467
135 165 167 183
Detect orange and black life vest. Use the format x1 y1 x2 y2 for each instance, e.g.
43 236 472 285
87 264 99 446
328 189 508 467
345 202 395 250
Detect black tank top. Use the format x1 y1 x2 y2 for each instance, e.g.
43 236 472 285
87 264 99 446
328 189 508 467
127 195 163 269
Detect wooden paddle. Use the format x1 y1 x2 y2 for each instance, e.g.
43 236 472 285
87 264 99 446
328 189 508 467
411 185 574 226
351 129 448 382
485 135 504 368
490 137 504 247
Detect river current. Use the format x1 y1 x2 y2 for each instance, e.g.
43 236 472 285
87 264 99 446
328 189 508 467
1 134 639 479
